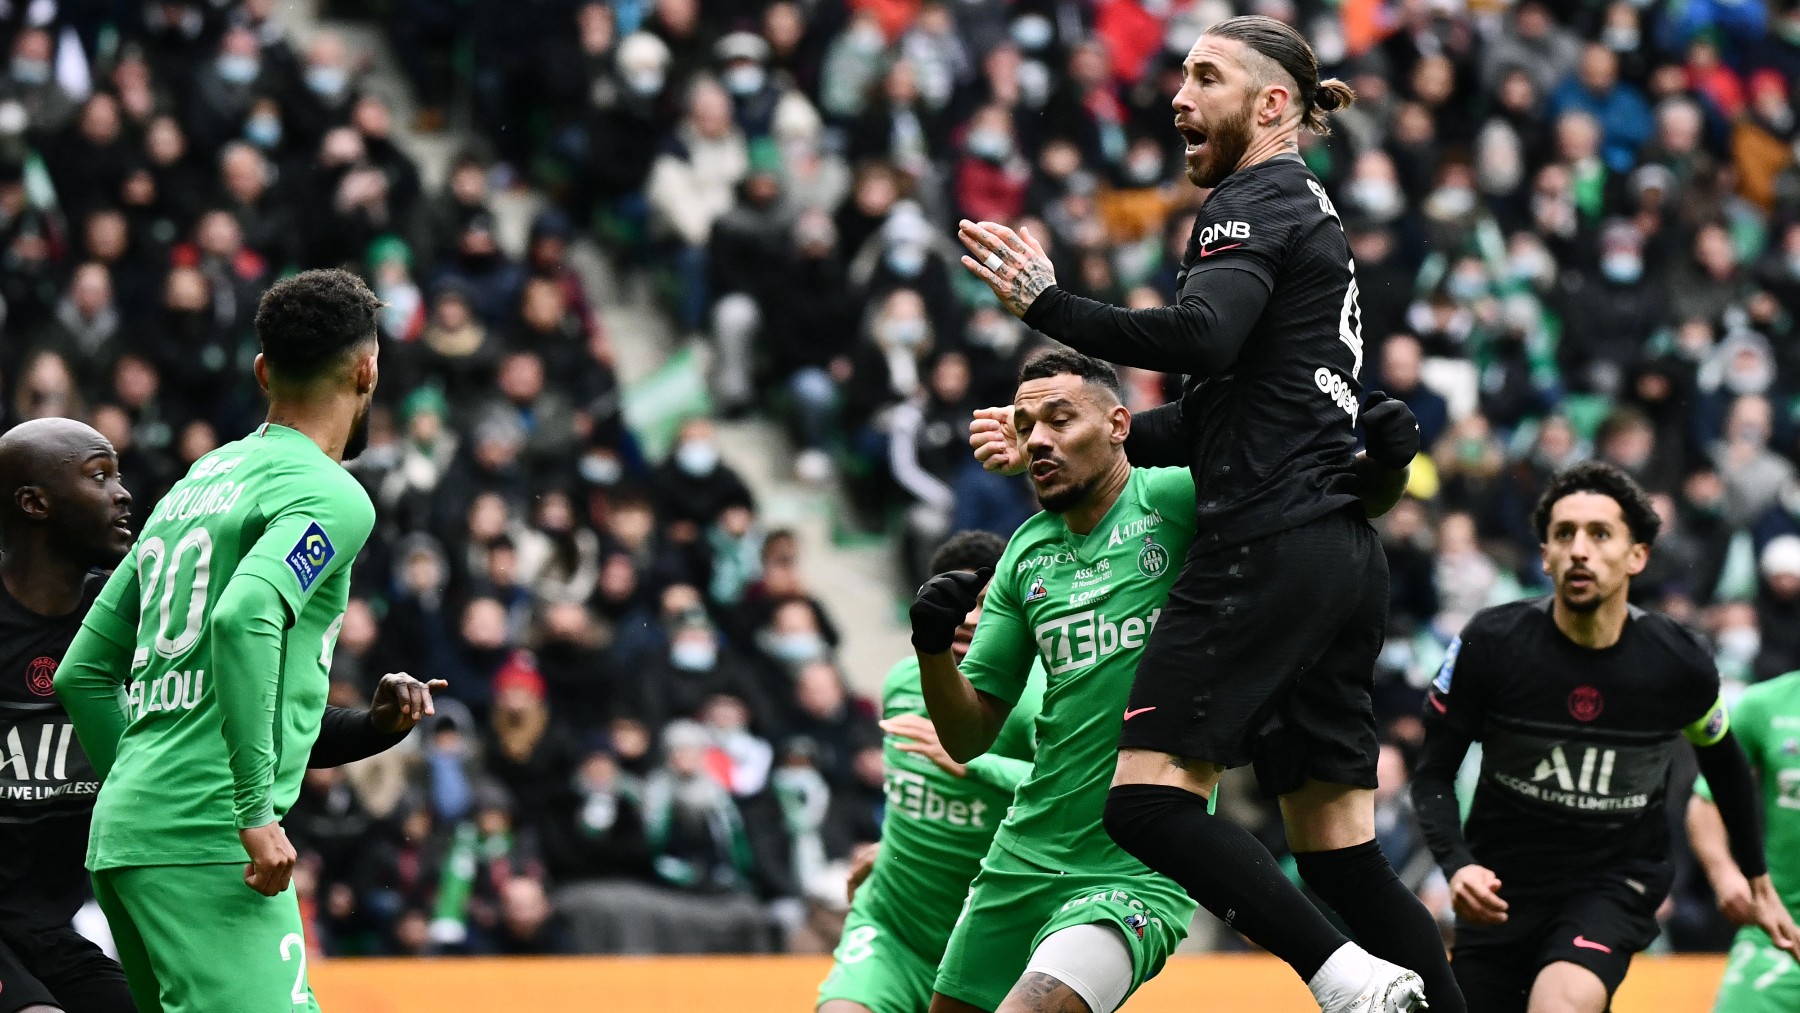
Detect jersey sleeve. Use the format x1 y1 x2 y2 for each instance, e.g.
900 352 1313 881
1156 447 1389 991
960 556 1037 708
1670 624 1729 745
1181 174 1293 290
231 469 375 621
1140 467 1199 533
54 552 143 779
1424 630 1481 737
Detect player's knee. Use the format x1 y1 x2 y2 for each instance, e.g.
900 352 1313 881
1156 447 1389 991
17 1005 64 1013
1526 962 1609 1013
1016 923 1134 1013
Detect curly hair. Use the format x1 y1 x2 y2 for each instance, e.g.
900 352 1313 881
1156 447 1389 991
1531 460 1661 546
1017 348 1122 401
254 268 383 381
930 530 1008 575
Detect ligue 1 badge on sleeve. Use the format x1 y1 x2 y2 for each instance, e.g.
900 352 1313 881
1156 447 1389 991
1137 535 1169 578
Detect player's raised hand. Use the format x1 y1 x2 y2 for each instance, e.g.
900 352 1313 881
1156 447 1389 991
846 842 880 903
910 568 991 655
881 714 969 777
1449 864 1509 925
369 672 451 734
1360 390 1421 470
1750 874 1800 961
970 406 1026 476
240 821 297 896
958 220 1056 319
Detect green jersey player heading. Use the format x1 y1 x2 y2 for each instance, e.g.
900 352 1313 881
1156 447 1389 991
58 268 383 1013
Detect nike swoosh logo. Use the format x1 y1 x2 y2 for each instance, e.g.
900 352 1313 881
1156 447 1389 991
1198 243 1244 257
1123 707 1157 721
1572 936 1612 954
1429 694 1448 714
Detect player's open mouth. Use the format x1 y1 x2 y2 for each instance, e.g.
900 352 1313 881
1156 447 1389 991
1566 570 1594 589
1030 460 1060 481
112 515 132 533
1178 123 1207 155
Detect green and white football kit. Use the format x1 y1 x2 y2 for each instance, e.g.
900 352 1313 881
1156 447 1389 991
817 658 1044 1013
936 466 1200 1011
58 423 374 1012
1701 672 1800 1013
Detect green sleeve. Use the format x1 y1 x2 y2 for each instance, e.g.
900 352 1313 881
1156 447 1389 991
1141 466 1198 526
960 560 1035 707
965 754 1032 791
55 554 142 779
211 573 291 829
230 474 374 618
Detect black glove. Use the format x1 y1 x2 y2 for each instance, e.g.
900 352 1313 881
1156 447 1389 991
909 568 991 654
1361 390 1420 469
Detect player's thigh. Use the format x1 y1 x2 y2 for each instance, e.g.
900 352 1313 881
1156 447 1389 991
0 930 60 1013
1526 962 1609 1013
1013 923 1134 1013
1025 874 1187 1008
1255 512 1386 800
25 926 135 1013
107 863 321 1013
92 868 164 1013
1714 927 1800 1013
818 907 937 1013
1452 912 1551 1013
1533 879 1660 1006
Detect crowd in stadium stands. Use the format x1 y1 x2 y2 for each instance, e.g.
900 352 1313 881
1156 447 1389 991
5 0 1800 960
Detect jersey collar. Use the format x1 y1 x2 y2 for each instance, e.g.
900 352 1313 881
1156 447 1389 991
1059 467 1145 563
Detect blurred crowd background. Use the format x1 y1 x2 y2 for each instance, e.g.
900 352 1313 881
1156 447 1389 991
4 0 1798 962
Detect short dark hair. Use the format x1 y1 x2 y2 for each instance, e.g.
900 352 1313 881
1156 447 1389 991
1206 15 1355 135
1018 348 1122 401
930 530 1007 575
254 269 382 381
1532 460 1661 546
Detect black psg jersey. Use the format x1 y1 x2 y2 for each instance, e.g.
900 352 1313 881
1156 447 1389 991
1169 154 1366 553
1419 598 1720 896
0 571 106 931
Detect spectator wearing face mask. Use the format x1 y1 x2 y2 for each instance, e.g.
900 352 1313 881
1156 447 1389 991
634 609 775 736
543 741 653 883
954 103 1029 224
754 597 833 688
1557 218 1665 394
651 417 755 546
1716 394 1796 528
851 202 960 342
641 719 761 894
2 28 75 136
1693 328 1780 451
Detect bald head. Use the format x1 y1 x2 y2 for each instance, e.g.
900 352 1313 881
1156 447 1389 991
0 417 133 563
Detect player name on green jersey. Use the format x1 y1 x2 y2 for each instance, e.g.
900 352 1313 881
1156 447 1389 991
961 466 1199 912
73 424 374 871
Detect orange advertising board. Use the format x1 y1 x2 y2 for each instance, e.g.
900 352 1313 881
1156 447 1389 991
310 953 1728 1011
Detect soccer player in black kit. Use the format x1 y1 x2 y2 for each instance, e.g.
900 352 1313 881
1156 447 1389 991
1410 461 1800 1013
0 417 444 1013
958 14 1453 1013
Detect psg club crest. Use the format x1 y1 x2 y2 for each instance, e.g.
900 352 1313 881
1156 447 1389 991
26 656 56 697
1137 536 1169 578
1124 912 1148 939
1568 686 1604 722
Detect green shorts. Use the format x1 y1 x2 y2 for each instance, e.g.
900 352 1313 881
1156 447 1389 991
92 863 320 1013
817 898 942 1013
1714 925 1800 1013
933 844 1189 1011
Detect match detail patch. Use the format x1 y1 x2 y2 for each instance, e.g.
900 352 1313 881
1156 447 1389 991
284 522 335 591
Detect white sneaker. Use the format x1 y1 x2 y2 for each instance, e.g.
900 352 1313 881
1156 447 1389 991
1325 958 1428 1013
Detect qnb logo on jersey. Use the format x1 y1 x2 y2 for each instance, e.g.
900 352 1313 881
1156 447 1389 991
885 768 993 828
1494 744 1650 813
126 669 206 719
1313 367 1360 424
1034 608 1162 675
1196 220 1250 254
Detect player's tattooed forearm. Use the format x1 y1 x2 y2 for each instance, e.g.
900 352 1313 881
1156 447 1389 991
1002 972 1093 1013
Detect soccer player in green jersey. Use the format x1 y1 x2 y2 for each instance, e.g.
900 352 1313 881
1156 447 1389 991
819 530 1046 1013
1689 669 1800 1012
56 268 383 1012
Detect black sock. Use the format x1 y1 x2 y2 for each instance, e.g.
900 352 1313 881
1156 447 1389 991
1296 840 1466 1013
1104 784 1346 980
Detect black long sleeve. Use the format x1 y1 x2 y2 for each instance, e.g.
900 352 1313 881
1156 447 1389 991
307 706 409 769
1694 730 1768 878
1020 266 1270 375
1124 400 1190 467
1410 716 1479 879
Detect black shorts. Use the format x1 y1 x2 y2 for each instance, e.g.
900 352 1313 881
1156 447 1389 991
1451 874 1663 1013
1118 506 1386 796
0 924 133 1013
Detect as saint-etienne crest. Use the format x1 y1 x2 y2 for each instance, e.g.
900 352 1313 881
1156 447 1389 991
1136 534 1169 578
